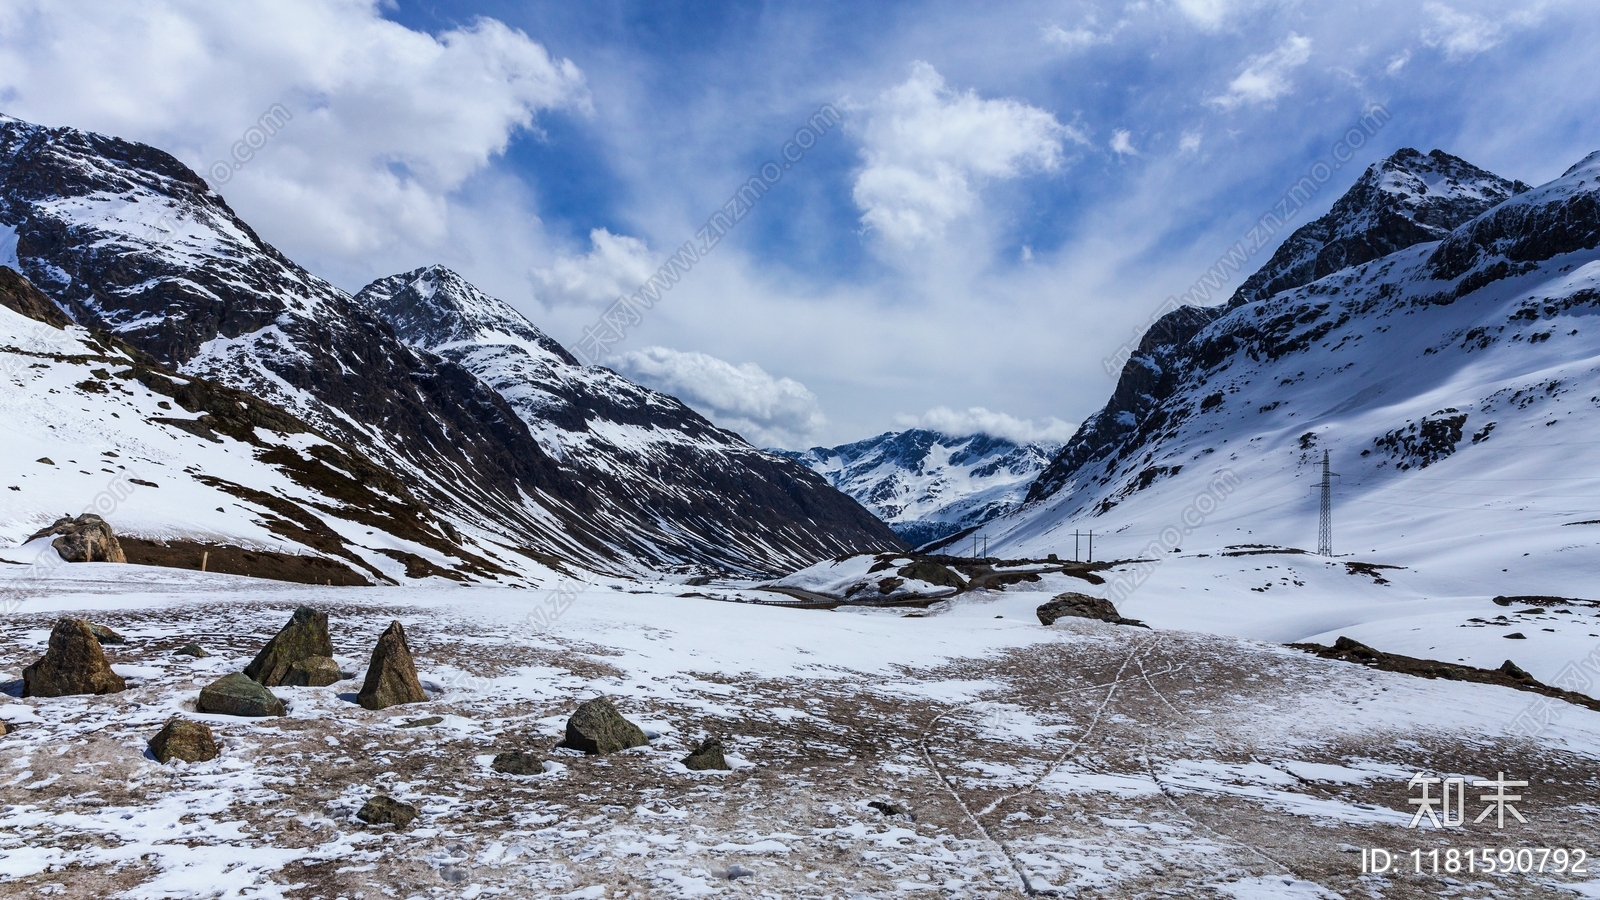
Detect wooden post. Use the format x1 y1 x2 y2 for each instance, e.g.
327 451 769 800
201 550 208 572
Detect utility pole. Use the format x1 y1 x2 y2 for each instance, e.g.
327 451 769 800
1318 449 1336 557
1075 530 1080 562
1088 530 1094 563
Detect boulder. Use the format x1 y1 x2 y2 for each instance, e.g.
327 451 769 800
356 621 427 710
491 750 544 775
22 618 127 697
869 799 915 820
398 715 444 729
85 623 126 644
175 643 209 658
1499 660 1534 681
148 718 219 763
559 696 648 755
1036 592 1147 628
26 514 125 563
357 795 418 828
197 672 286 717
682 737 730 771
244 606 333 686
283 655 343 687
0 720 10 737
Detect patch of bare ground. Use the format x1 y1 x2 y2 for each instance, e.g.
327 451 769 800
0 604 1597 898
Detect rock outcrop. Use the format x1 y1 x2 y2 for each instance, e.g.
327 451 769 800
197 672 286 717
491 750 544 775
559 696 648 755
1036 593 1147 628
356 621 427 710
26 515 126 563
21 618 127 697
244 606 334 686
148 718 220 763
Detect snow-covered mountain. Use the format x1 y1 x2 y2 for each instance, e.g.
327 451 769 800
0 114 898 577
356 266 902 573
969 147 1600 596
777 429 1059 548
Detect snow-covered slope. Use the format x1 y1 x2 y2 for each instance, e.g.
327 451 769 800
356 266 903 574
976 147 1600 613
777 430 1058 547
0 268 524 584
0 114 897 576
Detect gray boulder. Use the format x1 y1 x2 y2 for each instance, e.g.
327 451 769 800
1036 592 1147 628
559 696 648 755
197 672 286 717
22 618 127 697
245 607 333 686
491 750 544 775
27 514 126 563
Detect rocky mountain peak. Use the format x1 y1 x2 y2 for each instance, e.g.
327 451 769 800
1227 147 1527 309
356 265 575 364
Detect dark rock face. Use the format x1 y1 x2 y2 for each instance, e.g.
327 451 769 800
491 750 544 775
1036 592 1146 628
356 621 427 710
0 265 71 327
244 606 334 687
559 696 648 755
197 672 286 717
284 656 343 687
357 266 905 574
357 795 418 828
148 718 219 763
682 738 730 771
22 618 128 697
26 514 126 563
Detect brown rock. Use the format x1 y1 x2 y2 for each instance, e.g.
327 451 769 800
85 623 126 645
0 266 74 329
682 737 730 771
148 718 219 763
22 618 127 697
283 655 343 687
491 749 544 775
356 620 426 710
245 606 333 686
175 643 209 658
1036 592 1147 628
357 795 418 828
26 514 125 563
558 696 648 755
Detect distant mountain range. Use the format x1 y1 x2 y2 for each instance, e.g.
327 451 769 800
0 113 900 580
777 430 1059 548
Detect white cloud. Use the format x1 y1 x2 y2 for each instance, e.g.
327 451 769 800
530 227 656 308
1386 49 1413 75
1421 3 1504 59
1170 0 1264 31
614 346 826 448
852 61 1081 249
1178 129 1203 153
0 0 587 266
1206 33 1313 110
1110 129 1138 156
1042 23 1113 52
897 406 1076 446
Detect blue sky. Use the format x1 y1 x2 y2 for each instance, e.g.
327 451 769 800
3 0 1597 446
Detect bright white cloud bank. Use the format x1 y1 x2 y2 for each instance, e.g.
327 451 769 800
531 227 657 308
0 0 587 263
898 406 1076 446
852 62 1080 249
615 346 826 448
